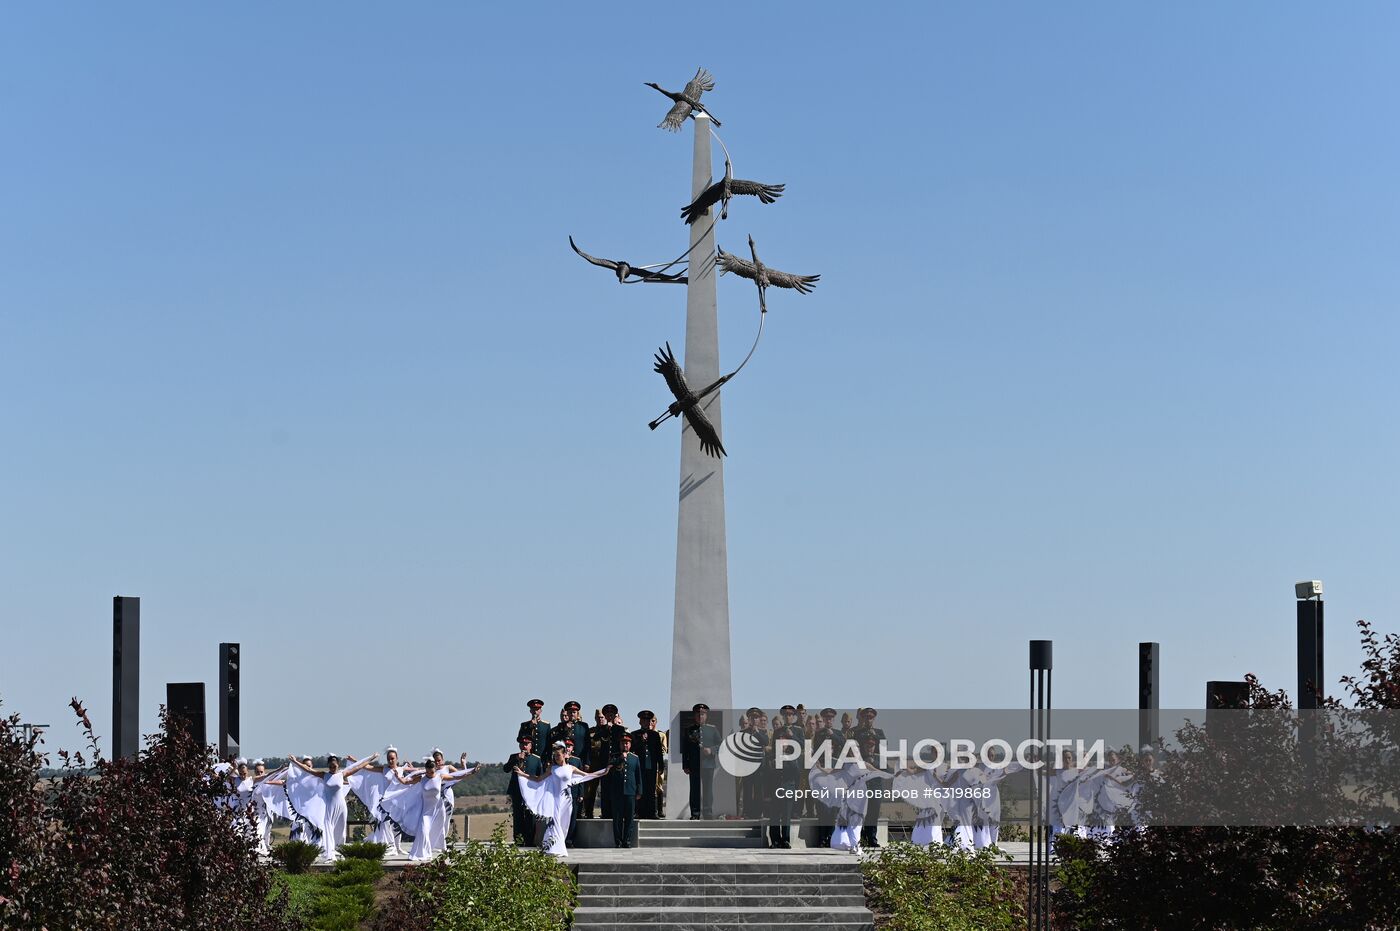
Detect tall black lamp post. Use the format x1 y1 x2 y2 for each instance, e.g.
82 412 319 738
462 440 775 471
1028 639 1053 931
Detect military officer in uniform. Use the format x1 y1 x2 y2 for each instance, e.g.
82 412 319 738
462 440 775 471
548 701 590 773
598 704 627 819
811 707 840 847
630 710 667 819
606 733 641 847
517 699 552 764
850 708 888 848
603 704 629 753
503 734 544 846
546 706 570 763
584 709 609 818
738 708 770 818
766 705 803 848
567 701 591 769
682 703 720 820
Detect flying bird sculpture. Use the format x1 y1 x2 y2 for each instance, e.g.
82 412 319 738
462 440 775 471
680 157 785 225
569 236 687 284
717 235 821 313
649 342 727 458
647 68 721 130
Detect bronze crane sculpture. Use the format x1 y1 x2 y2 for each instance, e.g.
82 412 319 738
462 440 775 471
680 157 784 225
717 235 820 313
647 67 721 130
569 236 687 284
649 342 727 458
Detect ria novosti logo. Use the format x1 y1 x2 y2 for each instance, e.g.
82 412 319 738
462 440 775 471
717 731 767 777
717 734 1111 776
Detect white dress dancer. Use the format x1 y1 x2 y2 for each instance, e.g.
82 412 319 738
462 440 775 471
407 759 476 861
428 750 473 842
893 764 949 848
251 762 286 853
816 760 898 853
351 748 414 855
1092 761 1134 837
286 753 379 861
1127 747 1159 828
970 758 1025 849
229 763 261 847
379 764 427 856
345 750 402 855
514 749 609 858
1048 753 1089 843
944 764 986 851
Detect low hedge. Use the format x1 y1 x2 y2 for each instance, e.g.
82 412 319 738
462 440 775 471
274 853 384 930
271 840 322 874
862 841 1023 931
371 823 575 930
338 840 387 861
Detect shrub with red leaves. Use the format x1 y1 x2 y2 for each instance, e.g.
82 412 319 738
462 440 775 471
0 697 298 930
1053 620 1400 931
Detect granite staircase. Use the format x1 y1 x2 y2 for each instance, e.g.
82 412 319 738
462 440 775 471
572 857 874 930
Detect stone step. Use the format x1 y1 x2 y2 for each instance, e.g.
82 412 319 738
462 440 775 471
641 820 764 828
580 881 866 896
570 906 874 929
574 862 864 875
641 836 769 848
639 829 764 838
577 873 865 885
640 827 764 836
579 893 868 908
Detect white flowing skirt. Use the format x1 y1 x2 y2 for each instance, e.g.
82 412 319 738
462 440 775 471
321 794 348 861
831 817 863 851
911 818 943 847
539 794 575 858
409 799 451 860
368 817 400 854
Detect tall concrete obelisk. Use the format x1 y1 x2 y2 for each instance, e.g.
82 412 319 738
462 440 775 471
668 114 733 816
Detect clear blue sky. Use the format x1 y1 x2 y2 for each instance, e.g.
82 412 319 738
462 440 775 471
3 4 1398 762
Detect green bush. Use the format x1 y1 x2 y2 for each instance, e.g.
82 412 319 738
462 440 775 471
371 822 576 930
325 856 383 888
306 882 374 930
273 856 381 930
271 840 322 874
862 841 1023 931
338 840 387 861
272 873 321 919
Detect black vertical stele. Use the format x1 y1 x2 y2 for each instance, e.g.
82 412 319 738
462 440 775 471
1205 679 1249 743
167 682 207 749
112 596 140 760
1296 597 1324 709
219 643 240 760
1138 642 1160 752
